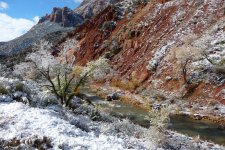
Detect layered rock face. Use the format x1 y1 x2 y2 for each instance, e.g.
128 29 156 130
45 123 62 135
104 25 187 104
57 0 225 104
39 7 84 27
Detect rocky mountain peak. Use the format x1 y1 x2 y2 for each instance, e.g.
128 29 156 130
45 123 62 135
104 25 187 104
38 7 84 27
74 0 120 19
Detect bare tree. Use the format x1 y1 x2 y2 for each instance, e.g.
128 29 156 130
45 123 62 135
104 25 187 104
168 35 202 84
29 40 109 107
34 57 108 107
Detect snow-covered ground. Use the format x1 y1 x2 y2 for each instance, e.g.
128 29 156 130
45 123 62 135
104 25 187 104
0 76 151 149
0 77 225 150
0 102 150 150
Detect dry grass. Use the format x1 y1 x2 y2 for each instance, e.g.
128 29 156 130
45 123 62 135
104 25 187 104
110 78 140 91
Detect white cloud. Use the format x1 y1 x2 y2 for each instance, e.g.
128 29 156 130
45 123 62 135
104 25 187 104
33 16 40 23
0 13 37 41
0 1 8 10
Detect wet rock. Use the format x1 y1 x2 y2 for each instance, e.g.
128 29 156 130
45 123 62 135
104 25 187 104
218 124 225 130
193 114 203 120
106 93 120 101
214 107 219 110
106 95 113 101
21 97 30 105
94 42 100 49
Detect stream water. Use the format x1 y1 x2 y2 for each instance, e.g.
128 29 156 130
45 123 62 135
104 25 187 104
83 90 225 145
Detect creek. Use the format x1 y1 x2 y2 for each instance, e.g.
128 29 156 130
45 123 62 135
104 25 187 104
82 89 225 145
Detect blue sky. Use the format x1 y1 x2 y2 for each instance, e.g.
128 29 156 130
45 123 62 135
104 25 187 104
0 0 81 42
3 0 81 19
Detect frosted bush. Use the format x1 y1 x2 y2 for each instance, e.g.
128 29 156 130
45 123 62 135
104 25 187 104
82 57 109 80
33 56 109 107
13 62 41 80
147 107 170 148
27 40 58 70
0 64 11 77
101 119 146 137
60 38 79 54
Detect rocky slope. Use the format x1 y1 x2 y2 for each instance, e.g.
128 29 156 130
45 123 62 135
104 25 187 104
56 0 225 105
0 0 118 57
0 21 72 56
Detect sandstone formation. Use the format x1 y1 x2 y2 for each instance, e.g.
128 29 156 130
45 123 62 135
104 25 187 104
39 7 84 27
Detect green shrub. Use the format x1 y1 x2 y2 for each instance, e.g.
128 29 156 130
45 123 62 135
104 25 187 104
0 85 8 95
148 107 170 148
15 83 24 91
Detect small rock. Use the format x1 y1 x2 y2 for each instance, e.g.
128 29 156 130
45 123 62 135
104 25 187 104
218 124 225 130
21 97 30 105
111 93 120 100
13 91 23 98
106 93 120 101
152 103 161 110
106 95 113 101
193 114 203 120
165 76 172 81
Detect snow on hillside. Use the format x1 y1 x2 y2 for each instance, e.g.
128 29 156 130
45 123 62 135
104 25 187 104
0 76 151 149
0 102 150 149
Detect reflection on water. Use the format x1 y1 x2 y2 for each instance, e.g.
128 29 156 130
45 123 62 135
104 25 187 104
82 89 225 145
169 115 225 145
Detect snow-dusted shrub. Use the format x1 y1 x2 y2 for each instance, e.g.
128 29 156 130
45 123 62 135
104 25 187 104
70 115 91 132
0 136 53 150
148 107 170 148
35 57 109 107
165 35 202 83
100 40 110 50
202 52 225 75
27 40 58 70
102 119 146 137
0 78 40 105
60 38 78 54
13 62 41 80
0 64 10 77
22 39 109 108
36 91 59 107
